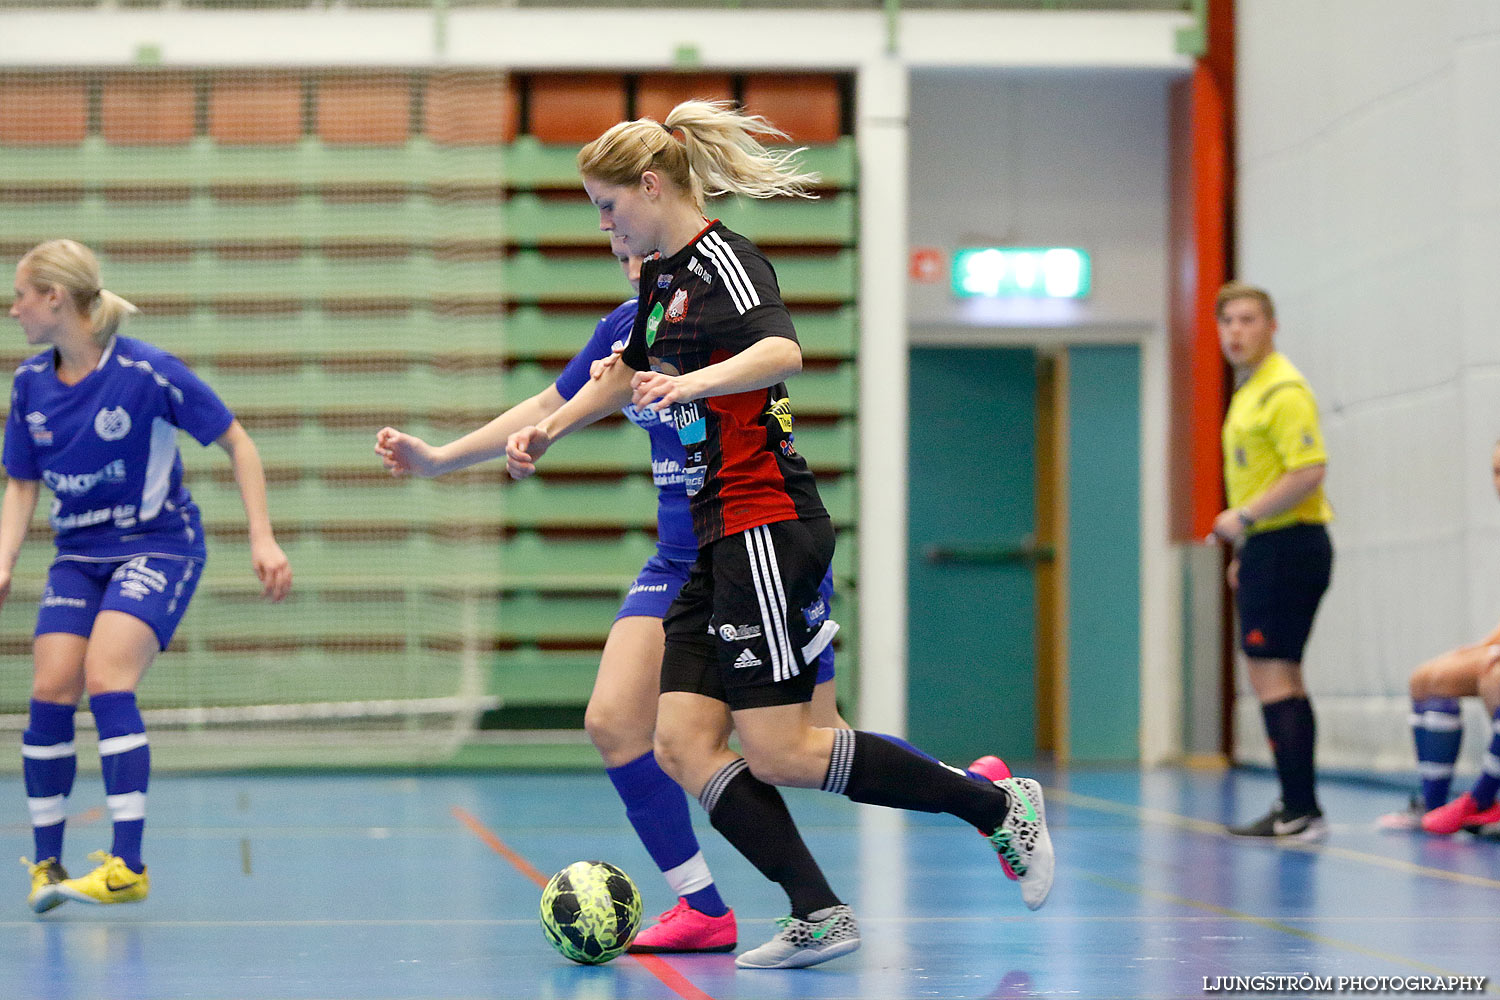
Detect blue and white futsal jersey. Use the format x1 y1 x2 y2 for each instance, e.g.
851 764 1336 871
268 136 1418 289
3 336 234 562
555 299 698 563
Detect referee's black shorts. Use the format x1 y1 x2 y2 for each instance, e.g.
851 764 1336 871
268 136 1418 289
660 516 836 711
1235 522 1333 663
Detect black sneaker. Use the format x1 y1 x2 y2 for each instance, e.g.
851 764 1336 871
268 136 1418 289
1227 802 1328 841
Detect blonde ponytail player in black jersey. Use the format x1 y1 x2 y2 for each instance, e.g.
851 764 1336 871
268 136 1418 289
508 101 1055 969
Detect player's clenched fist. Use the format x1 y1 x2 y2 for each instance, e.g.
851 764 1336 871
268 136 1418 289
506 426 551 480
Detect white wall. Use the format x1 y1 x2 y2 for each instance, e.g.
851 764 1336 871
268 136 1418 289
1236 0 1500 772
908 69 1174 335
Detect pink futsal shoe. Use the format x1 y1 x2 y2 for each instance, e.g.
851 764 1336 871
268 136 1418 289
1419 792 1500 835
968 755 1013 783
627 898 737 954
968 756 1024 880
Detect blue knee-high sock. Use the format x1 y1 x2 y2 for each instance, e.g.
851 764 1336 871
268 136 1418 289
89 692 149 874
22 699 78 863
1412 697 1463 810
606 752 727 917
1471 706 1500 809
872 732 988 782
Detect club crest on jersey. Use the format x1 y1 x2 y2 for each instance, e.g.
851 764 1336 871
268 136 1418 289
94 407 132 441
665 288 689 322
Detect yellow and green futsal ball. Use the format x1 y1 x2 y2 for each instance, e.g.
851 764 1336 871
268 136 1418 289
539 861 643 964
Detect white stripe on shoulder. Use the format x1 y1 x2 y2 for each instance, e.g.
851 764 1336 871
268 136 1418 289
699 232 756 310
705 231 762 311
114 352 186 405
697 237 751 314
700 232 761 314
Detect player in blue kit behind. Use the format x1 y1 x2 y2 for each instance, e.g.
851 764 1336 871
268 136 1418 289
3 240 292 913
377 236 851 952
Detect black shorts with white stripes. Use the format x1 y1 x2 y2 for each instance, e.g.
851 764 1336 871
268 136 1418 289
660 516 836 710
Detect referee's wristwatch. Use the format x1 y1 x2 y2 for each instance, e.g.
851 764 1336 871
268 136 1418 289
1236 509 1257 530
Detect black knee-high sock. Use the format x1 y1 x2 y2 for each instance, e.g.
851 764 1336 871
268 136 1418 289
1262 696 1319 814
824 730 1010 833
700 759 840 920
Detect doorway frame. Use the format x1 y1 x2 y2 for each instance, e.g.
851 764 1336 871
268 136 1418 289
862 321 1178 764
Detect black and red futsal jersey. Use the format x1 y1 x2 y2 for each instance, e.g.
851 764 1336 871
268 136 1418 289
621 221 826 544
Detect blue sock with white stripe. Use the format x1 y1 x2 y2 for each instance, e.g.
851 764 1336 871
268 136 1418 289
606 751 728 917
1411 697 1463 810
90 691 149 874
23 699 78 864
1471 706 1500 810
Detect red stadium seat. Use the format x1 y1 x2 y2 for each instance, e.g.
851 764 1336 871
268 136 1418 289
209 73 304 146
317 74 412 146
635 73 734 123
527 74 627 144
426 72 516 146
101 72 196 146
742 73 843 143
0 74 88 145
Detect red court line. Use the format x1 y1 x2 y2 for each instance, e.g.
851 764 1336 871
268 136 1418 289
631 954 718 1000
450 805 549 888
449 804 718 1000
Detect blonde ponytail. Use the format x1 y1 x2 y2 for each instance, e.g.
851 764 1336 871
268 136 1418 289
92 288 140 344
18 239 138 345
578 100 819 211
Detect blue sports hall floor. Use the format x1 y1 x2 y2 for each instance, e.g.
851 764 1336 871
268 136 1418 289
3 766 1498 1000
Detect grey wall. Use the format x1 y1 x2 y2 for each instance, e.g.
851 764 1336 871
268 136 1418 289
1236 0 1500 771
907 69 1173 334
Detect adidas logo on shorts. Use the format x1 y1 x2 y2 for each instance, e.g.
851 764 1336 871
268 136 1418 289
733 648 762 669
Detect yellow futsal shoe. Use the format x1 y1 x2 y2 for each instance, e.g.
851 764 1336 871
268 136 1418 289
57 851 149 905
21 857 69 913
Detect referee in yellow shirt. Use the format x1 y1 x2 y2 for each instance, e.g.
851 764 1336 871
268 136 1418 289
1211 281 1334 841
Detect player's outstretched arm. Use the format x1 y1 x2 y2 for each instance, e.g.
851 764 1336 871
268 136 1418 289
507 358 634 480
0 477 40 611
376 386 567 479
216 420 293 602
631 335 801 412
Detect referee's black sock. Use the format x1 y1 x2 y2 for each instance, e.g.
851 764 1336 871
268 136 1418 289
823 730 1010 834
1262 696 1319 815
699 758 840 920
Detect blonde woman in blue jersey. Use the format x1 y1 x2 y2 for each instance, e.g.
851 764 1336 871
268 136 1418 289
1210 281 1333 840
4 239 292 913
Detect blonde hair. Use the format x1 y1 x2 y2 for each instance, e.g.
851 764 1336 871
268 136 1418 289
577 100 820 210
1215 280 1276 322
19 239 138 345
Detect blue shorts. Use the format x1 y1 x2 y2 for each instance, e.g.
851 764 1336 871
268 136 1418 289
36 555 202 651
619 551 837 685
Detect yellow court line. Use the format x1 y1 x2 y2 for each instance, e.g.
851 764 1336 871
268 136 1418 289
1052 788 1500 892
1077 869 1499 994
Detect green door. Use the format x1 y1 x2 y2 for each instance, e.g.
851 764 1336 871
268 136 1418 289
907 347 1038 764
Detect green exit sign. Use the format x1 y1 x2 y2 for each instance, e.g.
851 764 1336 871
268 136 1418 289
951 247 1091 299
